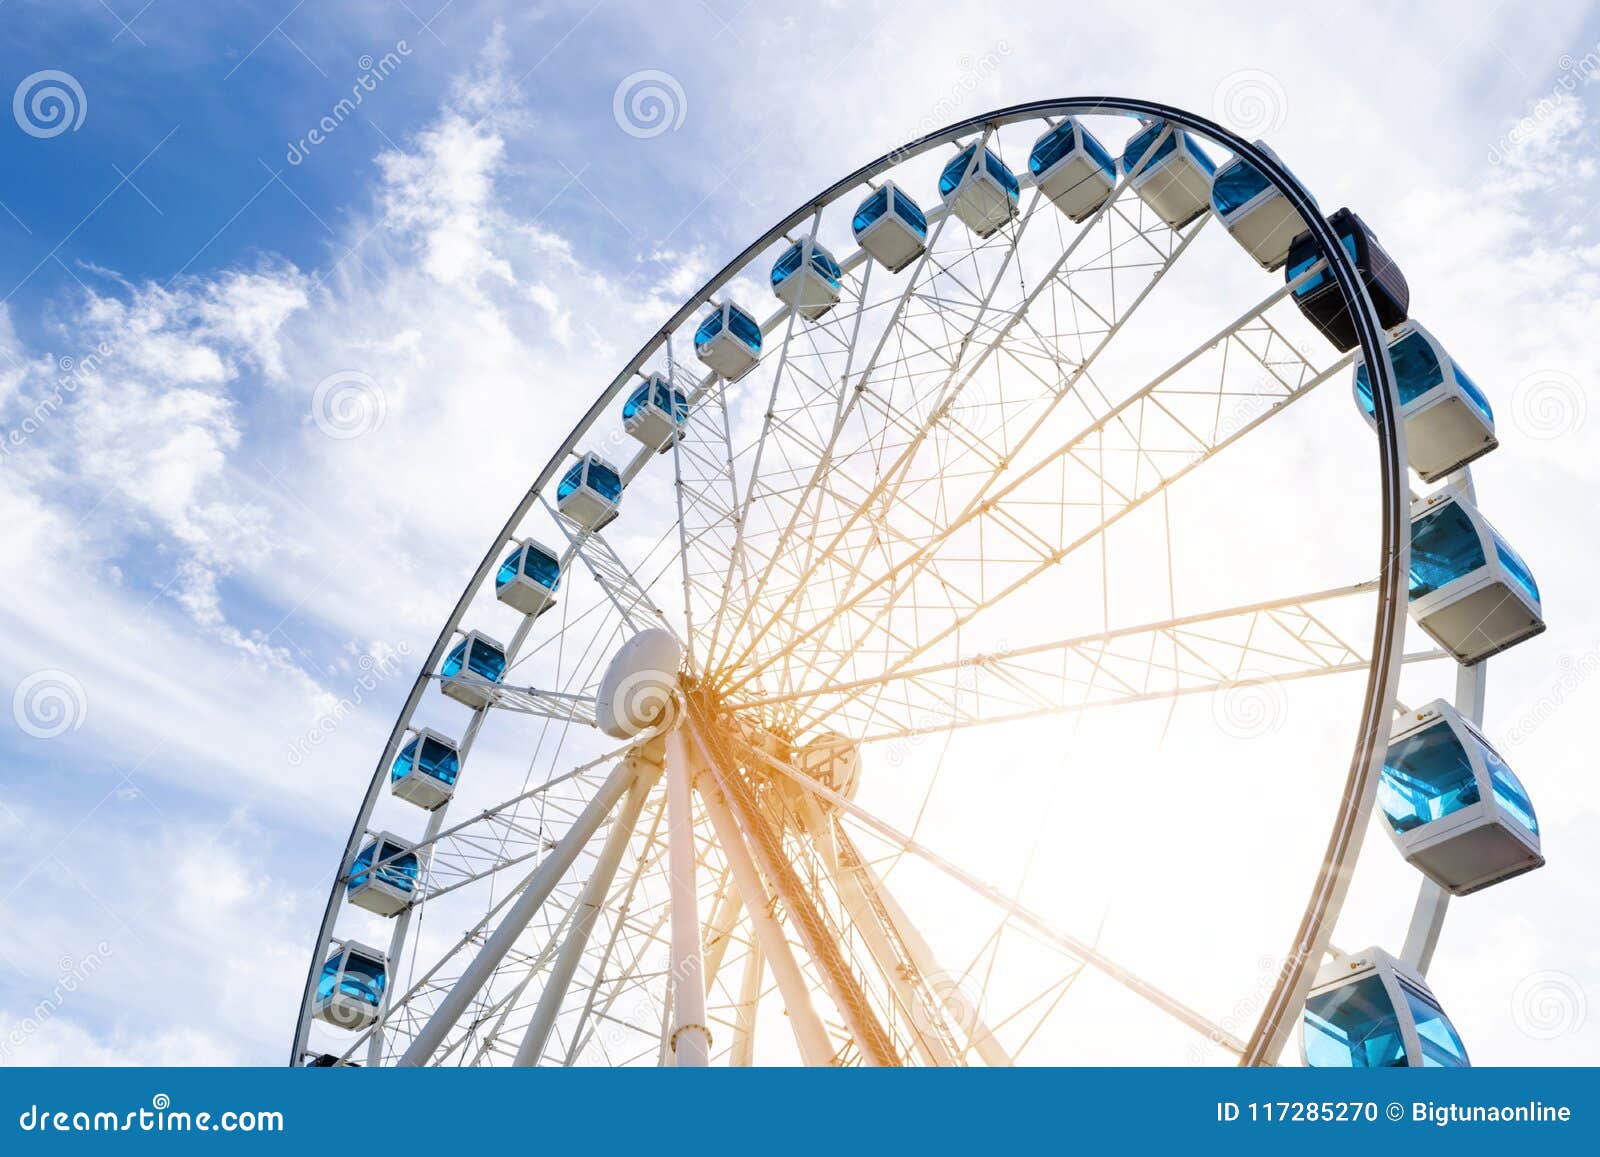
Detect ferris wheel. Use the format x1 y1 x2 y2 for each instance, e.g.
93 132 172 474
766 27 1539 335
291 98 1549 1069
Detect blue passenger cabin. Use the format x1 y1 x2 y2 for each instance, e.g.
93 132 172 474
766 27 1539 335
1302 948 1469 1067
853 181 929 273
1408 490 1544 665
1379 699 1542 894
1209 141 1311 270
556 452 623 532
1353 320 1497 482
440 629 508 710
939 144 1020 238
1285 207 1410 351
1120 120 1216 230
496 538 562 617
623 373 691 452
771 240 843 321
1028 118 1116 222
390 726 462 810
694 301 762 380
347 831 422 916
314 940 388 1031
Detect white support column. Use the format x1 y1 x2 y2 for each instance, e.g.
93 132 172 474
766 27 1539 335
698 779 835 1066
512 749 662 1066
853 847 1013 1067
730 939 763 1067
397 748 646 1067
665 726 711 1066
810 822 953 1067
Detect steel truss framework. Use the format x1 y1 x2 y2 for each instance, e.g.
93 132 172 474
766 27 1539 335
292 98 1436 1070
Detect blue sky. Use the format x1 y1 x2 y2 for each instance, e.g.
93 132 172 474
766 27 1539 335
2 0 1599 1064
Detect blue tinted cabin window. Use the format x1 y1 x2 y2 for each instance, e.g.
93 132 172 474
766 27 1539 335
1454 366 1492 421
1303 975 1408 1067
654 384 689 424
340 954 386 1005
392 736 459 785
853 188 889 234
941 146 1017 200
940 146 978 196
376 843 419 891
319 952 386 1006
1122 123 1178 174
1212 159 1272 217
771 244 804 287
622 383 652 421
441 641 467 678
1398 978 1468 1067
557 462 585 500
1378 721 1480 834
810 247 842 285
522 545 561 590
317 954 342 1001
496 546 524 590
465 640 505 682
773 242 842 289
1290 232 1359 299
1489 528 1540 606
726 307 762 354
391 738 416 782
1355 330 1447 414
585 460 624 503
1080 129 1117 181
1462 726 1538 834
983 151 1021 198
1029 122 1078 175
349 841 419 894
349 842 376 890
1408 503 1485 599
694 311 724 350
418 736 459 785
892 190 929 236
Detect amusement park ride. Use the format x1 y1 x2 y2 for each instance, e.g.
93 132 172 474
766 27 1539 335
294 99 1546 1069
